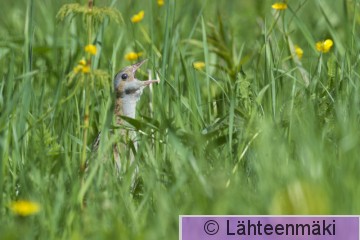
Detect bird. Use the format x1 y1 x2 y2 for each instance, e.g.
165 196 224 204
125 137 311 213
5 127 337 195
91 59 159 174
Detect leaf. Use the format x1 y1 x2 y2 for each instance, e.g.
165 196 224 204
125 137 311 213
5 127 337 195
256 84 270 105
120 115 159 132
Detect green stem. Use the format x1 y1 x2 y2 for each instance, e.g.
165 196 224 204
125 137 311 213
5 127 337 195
81 5 93 169
79 1 93 207
87 5 92 45
79 80 90 209
80 83 90 174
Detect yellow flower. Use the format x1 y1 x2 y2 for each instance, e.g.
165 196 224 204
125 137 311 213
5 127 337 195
157 0 164 6
294 45 303 59
316 39 333 53
74 59 91 74
79 58 87 66
81 65 91 73
124 52 143 61
85 44 97 55
9 200 40 216
272 2 288 10
193 61 206 70
74 65 90 74
131 11 145 23
73 65 83 73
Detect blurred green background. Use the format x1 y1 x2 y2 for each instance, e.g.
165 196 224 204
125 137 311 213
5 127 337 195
0 0 359 239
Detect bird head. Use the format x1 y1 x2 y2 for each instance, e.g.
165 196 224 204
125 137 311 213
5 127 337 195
114 59 159 99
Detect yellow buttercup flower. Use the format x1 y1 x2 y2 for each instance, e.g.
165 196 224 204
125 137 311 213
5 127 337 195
131 11 145 23
9 200 40 216
74 65 83 73
73 65 91 74
193 61 206 70
124 52 143 61
85 44 97 55
74 59 91 74
81 65 91 73
316 39 333 53
157 0 164 6
79 58 87 66
294 45 303 60
272 2 288 10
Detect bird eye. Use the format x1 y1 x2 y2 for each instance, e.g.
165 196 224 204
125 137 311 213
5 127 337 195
121 73 128 80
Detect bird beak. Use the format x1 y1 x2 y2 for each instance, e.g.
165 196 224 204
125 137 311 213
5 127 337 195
131 59 147 74
131 59 159 86
141 79 160 86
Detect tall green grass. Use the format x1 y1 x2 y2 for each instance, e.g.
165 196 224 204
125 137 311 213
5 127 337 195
1 0 360 239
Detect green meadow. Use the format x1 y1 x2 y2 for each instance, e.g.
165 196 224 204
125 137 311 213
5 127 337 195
1 0 359 239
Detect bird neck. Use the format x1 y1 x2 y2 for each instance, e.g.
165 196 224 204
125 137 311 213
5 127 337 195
114 97 138 125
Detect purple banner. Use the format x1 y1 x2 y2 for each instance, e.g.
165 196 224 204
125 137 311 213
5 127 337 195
180 216 359 240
